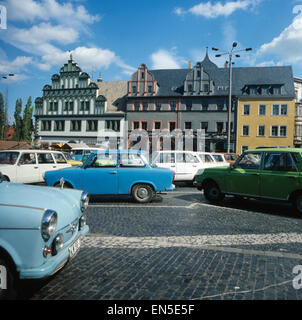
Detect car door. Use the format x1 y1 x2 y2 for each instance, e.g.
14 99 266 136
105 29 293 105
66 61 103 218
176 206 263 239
175 152 199 181
153 152 176 172
83 152 118 194
226 152 262 196
260 152 300 200
37 152 57 182
16 152 39 183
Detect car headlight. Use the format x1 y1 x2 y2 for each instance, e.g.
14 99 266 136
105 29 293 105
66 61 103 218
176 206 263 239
41 210 58 241
80 192 89 212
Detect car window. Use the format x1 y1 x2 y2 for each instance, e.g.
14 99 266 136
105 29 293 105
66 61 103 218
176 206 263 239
199 154 214 163
176 153 199 163
37 153 55 164
53 153 67 164
234 152 261 170
89 153 117 168
263 152 297 172
0 152 19 165
156 153 175 164
18 153 36 165
213 155 224 162
72 150 83 155
120 153 145 167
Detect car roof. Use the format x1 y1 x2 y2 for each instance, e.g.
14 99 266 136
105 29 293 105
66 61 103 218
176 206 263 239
0 149 63 153
247 148 302 153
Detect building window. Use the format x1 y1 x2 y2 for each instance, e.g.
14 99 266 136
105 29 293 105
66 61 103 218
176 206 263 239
188 84 193 92
85 101 90 111
201 122 208 133
258 125 265 137
273 86 281 95
155 102 161 111
148 86 152 93
243 104 250 115
70 120 82 132
141 72 144 79
154 121 161 130
272 104 288 116
133 121 140 130
280 126 287 137
186 102 192 111
170 102 177 111
41 120 52 131
134 103 140 111
54 102 58 112
185 122 192 130
142 103 148 111
216 122 223 134
132 86 137 94
242 125 249 136
105 120 120 132
241 145 249 153
271 125 278 137
54 120 65 132
169 121 176 131
203 84 209 92
86 120 98 132
141 121 148 131
259 104 266 116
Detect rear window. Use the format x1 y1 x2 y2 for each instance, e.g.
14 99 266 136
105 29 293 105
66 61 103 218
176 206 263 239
37 153 55 164
0 152 19 165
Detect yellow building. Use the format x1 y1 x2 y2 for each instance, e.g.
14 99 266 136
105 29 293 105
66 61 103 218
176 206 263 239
236 98 295 154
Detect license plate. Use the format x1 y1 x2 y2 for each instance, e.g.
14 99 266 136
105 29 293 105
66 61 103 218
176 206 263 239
69 237 81 259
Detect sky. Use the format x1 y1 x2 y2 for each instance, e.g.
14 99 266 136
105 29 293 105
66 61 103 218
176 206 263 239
0 0 302 124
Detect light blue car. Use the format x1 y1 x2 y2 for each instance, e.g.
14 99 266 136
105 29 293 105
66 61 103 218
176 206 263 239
44 150 175 203
0 176 89 299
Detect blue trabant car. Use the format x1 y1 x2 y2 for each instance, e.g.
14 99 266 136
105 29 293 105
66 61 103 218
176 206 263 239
0 175 89 299
44 150 175 203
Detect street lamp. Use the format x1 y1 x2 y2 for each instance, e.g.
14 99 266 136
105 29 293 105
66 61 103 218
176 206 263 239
212 43 252 153
1 74 15 138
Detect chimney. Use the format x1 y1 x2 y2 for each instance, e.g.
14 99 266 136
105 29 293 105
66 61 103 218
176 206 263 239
188 61 192 69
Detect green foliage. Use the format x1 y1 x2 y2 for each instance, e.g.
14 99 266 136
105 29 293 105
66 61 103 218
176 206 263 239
22 97 34 142
0 92 4 139
14 98 23 141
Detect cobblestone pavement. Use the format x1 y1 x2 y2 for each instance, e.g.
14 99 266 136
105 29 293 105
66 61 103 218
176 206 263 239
18 186 302 300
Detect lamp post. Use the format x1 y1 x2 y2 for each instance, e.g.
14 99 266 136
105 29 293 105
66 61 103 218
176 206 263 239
212 44 252 153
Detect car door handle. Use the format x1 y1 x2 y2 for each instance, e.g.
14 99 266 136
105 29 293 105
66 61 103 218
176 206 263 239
53 166 57 168
34 166 38 169
109 171 117 174
171 165 176 167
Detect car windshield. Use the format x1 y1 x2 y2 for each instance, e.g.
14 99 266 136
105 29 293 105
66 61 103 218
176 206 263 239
0 152 19 165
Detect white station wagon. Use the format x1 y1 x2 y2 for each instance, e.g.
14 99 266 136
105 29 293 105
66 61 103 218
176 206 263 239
152 150 225 182
0 150 71 184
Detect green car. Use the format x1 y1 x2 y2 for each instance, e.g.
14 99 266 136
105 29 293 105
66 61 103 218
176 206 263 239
193 148 302 214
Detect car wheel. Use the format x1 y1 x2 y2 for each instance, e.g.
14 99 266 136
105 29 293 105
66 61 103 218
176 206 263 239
0 257 17 300
132 184 154 203
204 181 225 203
293 193 302 215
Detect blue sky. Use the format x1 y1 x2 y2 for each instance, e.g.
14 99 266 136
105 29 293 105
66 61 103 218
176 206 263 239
0 0 302 123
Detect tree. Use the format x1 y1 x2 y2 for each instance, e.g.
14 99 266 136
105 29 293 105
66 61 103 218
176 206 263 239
22 97 34 142
14 98 22 141
0 92 4 139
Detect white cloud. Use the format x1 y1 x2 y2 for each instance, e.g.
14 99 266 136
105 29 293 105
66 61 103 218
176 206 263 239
150 49 185 69
174 0 261 18
5 0 100 25
257 8 302 64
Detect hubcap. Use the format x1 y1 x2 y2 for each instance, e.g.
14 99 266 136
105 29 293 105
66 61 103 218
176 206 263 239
209 187 219 199
137 187 148 199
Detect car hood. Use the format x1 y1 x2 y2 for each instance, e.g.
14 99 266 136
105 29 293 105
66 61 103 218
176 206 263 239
0 182 84 229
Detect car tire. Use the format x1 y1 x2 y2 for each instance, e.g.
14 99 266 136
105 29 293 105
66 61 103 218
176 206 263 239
132 184 154 203
0 257 17 300
203 181 225 203
293 193 302 215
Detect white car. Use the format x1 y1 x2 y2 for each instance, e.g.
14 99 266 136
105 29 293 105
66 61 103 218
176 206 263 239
207 153 230 167
152 150 219 182
0 150 71 183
